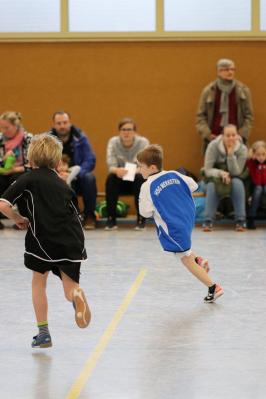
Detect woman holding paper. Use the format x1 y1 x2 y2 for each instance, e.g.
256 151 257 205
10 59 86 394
105 118 149 230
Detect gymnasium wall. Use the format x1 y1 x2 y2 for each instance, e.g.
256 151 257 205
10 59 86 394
0 41 265 190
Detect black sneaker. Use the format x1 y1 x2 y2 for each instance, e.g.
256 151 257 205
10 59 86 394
105 217 117 230
135 218 146 231
0 221 4 230
235 220 246 232
204 284 224 303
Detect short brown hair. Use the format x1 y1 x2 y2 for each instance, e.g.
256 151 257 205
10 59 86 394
52 111 71 121
137 144 163 170
61 154 71 165
118 117 137 131
28 133 63 169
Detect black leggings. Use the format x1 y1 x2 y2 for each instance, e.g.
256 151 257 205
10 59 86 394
105 173 145 219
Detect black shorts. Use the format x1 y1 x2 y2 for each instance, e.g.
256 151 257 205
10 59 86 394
24 254 81 283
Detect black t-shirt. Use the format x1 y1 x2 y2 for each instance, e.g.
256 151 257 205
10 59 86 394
1 168 87 262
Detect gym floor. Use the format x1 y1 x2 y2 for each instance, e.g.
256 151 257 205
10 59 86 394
0 222 265 399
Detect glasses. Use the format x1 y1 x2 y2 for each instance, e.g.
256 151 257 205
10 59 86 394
219 67 236 72
120 128 134 132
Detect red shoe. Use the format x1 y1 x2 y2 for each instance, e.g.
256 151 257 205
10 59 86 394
195 256 210 273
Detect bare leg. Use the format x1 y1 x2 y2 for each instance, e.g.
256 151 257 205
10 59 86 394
32 271 49 323
61 271 91 328
181 252 214 287
61 271 79 302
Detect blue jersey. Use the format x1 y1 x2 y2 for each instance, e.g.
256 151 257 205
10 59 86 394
139 170 198 253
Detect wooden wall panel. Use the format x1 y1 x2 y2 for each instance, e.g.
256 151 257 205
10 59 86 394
0 41 265 190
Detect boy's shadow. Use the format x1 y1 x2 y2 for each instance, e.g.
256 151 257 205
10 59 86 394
32 352 53 399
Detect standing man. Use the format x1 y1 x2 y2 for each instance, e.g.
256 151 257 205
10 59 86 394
50 111 97 230
105 117 149 230
196 58 253 152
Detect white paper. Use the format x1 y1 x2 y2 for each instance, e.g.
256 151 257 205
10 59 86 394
122 162 137 182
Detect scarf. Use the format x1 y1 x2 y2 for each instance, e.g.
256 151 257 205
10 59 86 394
3 129 24 166
216 78 236 128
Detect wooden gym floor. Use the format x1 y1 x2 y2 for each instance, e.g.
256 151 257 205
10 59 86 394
0 221 265 399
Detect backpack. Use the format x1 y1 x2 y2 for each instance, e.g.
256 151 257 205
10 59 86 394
96 200 129 218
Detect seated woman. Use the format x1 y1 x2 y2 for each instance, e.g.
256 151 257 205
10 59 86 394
105 117 149 230
0 111 32 229
202 124 248 232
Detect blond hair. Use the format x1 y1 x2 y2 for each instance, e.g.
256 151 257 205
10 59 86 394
0 111 23 128
251 140 266 153
137 144 163 170
27 133 62 169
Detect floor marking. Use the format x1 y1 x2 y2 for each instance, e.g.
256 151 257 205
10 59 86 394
66 268 147 399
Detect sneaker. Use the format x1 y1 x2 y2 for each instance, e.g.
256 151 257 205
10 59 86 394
31 333 52 348
134 218 146 231
202 221 213 232
195 256 210 273
72 287 91 328
82 216 96 230
105 218 117 230
0 221 4 230
204 284 223 303
235 220 246 232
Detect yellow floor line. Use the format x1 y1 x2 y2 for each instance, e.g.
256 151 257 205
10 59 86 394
66 268 147 399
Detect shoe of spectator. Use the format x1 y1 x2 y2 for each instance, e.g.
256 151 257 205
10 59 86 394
204 284 223 303
202 221 213 232
247 218 256 230
105 217 117 230
0 221 4 230
235 220 246 232
135 218 146 231
83 216 96 230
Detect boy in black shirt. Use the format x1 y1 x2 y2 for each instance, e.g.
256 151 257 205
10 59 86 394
0 133 91 348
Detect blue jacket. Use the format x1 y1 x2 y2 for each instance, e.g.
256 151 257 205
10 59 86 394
51 125 96 178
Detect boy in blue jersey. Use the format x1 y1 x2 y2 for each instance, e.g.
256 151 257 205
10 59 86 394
137 144 223 303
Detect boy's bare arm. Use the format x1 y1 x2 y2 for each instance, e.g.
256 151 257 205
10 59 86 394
0 200 29 229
